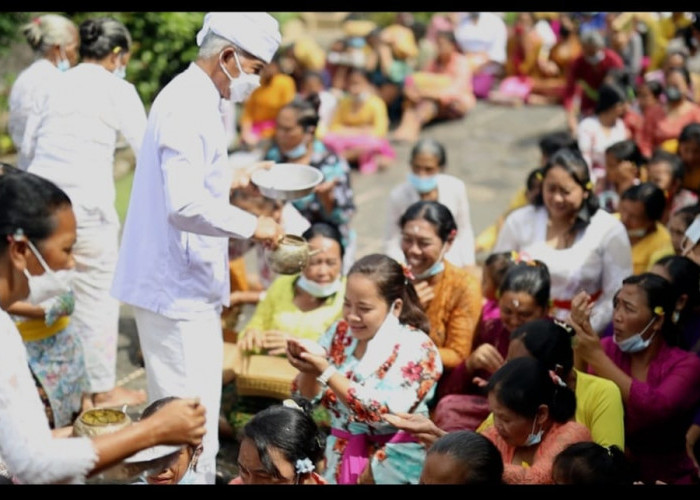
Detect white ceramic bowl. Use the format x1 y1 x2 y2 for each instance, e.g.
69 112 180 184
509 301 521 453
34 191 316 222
251 163 324 201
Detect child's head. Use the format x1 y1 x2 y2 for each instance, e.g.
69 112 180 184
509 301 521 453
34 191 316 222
507 318 575 378
482 251 516 301
647 149 685 197
420 431 504 484
552 442 635 485
140 397 201 485
300 70 325 96
497 259 551 333
619 183 667 239
604 140 646 187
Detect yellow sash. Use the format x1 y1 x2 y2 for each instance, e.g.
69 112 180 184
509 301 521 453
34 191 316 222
16 316 70 342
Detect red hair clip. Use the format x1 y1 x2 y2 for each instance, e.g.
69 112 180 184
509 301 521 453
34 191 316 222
401 263 415 281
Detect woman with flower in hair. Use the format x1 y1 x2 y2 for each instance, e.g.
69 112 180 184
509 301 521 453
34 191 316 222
568 272 700 484
229 397 327 484
494 147 632 334
285 253 442 484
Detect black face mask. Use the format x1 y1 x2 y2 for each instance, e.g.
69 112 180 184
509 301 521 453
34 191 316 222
665 85 683 102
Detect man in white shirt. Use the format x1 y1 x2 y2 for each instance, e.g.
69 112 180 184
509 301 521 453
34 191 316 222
111 12 284 484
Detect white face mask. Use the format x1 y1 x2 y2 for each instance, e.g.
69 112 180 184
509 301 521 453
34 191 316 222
19 236 75 324
613 316 657 353
296 274 342 298
220 51 261 103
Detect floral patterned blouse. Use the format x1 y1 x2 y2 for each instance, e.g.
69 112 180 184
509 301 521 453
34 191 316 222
294 318 442 484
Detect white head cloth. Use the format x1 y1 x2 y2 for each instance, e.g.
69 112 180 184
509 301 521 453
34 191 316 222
196 12 281 63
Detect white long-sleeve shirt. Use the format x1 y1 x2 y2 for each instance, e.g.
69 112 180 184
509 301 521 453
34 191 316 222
7 59 59 170
494 204 633 333
454 12 508 65
25 62 147 227
384 173 476 267
111 63 259 320
0 310 96 484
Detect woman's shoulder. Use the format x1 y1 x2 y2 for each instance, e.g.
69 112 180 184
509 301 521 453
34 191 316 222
505 203 539 222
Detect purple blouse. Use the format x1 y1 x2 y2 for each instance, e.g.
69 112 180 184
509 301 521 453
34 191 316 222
601 337 700 484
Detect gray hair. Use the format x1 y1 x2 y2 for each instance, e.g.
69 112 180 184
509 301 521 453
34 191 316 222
21 14 76 53
197 31 236 59
580 29 605 49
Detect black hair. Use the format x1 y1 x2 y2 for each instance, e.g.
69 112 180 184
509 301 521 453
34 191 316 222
620 183 667 222
140 396 179 419
605 140 647 168
538 131 578 160
526 167 544 192
648 149 685 182
302 222 345 260
347 253 430 333
484 251 516 291
0 171 72 253
399 200 458 244
552 442 635 485
651 255 700 335
671 203 700 230
79 17 131 60
498 260 551 310
240 396 326 482
639 79 664 99
617 273 679 346
666 65 692 88
510 319 575 377
426 431 504 485
486 356 577 423
537 147 600 231
410 138 447 168
435 29 459 48
281 93 321 135
679 122 700 146
594 83 626 114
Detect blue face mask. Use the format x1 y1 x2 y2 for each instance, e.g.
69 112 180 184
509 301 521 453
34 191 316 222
56 46 70 72
523 418 543 447
283 141 308 160
411 242 448 280
613 316 656 353
113 65 126 79
297 274 341 298
413 261 445 280
177 467 197 485
408 172 438 194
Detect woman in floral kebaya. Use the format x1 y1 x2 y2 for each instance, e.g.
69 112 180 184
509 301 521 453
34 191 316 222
286 253 442 484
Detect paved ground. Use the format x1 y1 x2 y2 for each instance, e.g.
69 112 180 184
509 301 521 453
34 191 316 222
112 99 569 482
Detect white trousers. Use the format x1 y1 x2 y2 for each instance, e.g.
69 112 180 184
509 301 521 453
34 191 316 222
71 223 120 393
132 306 223 485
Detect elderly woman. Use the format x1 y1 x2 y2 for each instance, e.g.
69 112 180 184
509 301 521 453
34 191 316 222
8 14 79 171
223 222 346 400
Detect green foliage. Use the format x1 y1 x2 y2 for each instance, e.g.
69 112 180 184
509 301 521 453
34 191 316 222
0 13 31 57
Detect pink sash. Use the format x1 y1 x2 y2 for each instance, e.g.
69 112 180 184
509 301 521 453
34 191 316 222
331 427 418 484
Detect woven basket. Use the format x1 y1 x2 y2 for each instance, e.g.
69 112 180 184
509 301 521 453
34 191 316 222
235 354 299 400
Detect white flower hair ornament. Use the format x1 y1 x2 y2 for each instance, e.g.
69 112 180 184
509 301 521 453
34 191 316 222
295 457 315 474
